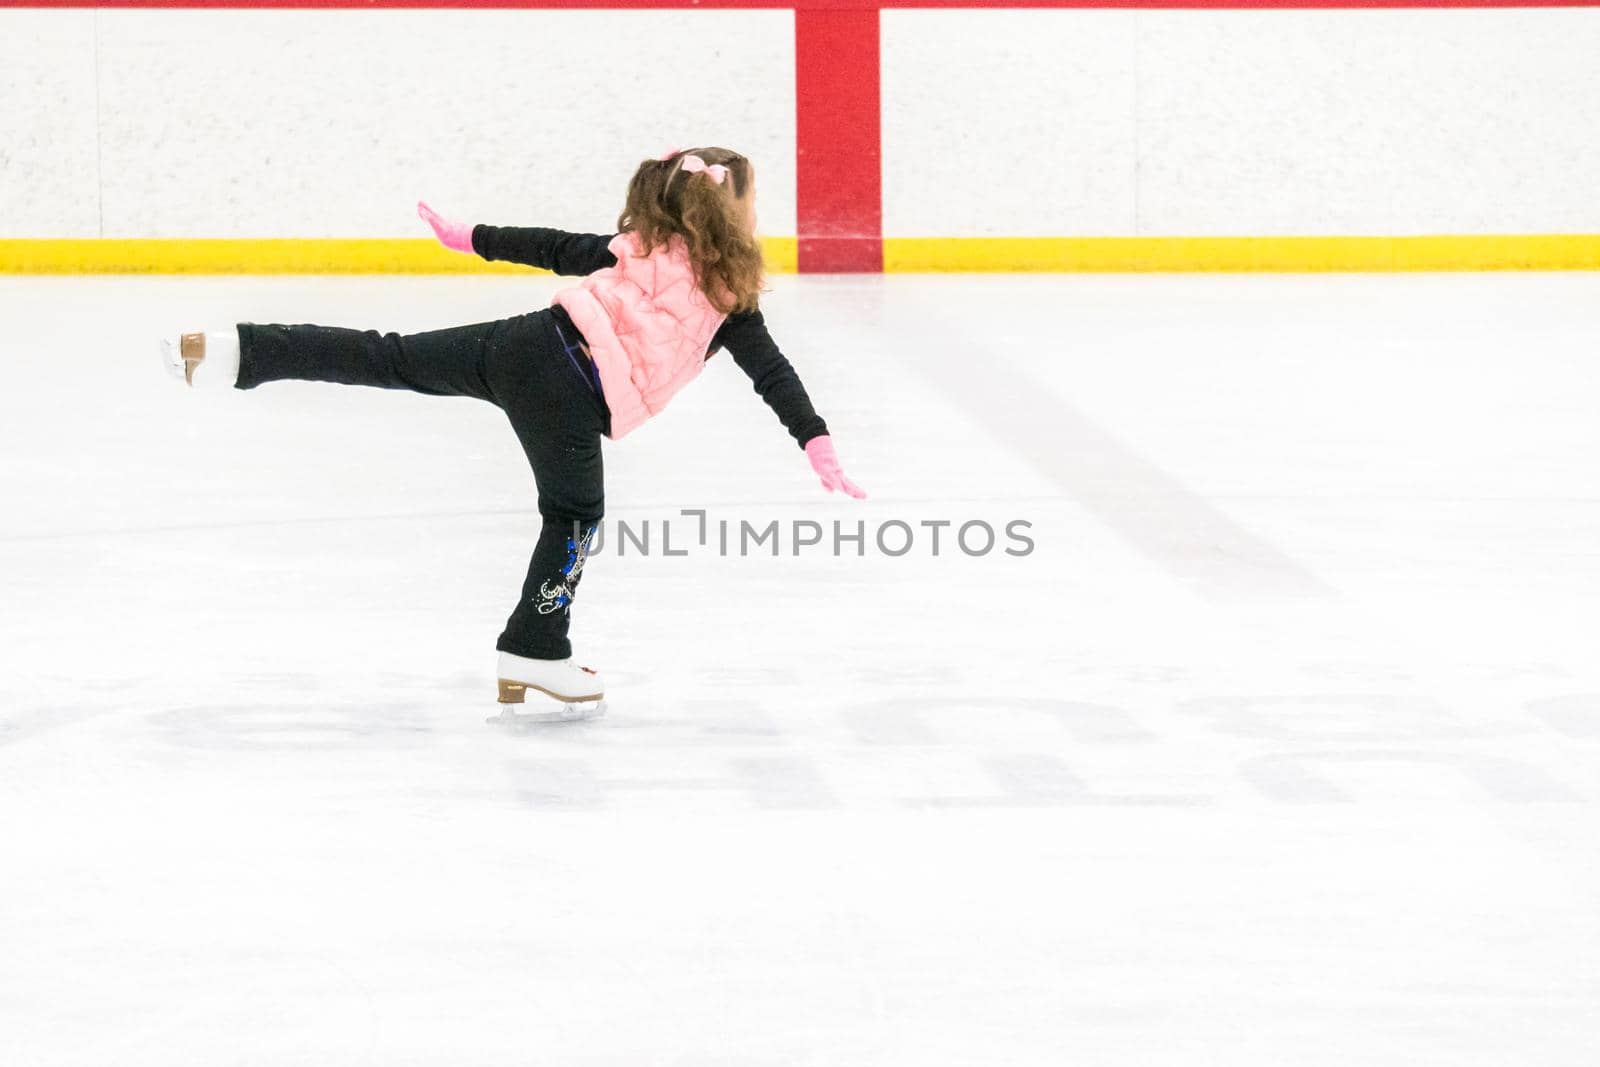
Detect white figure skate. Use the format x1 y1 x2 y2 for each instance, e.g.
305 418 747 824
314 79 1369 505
160 330 240 388
489 651 606 724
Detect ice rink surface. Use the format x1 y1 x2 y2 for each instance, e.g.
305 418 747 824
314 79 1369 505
2 271 1598 1064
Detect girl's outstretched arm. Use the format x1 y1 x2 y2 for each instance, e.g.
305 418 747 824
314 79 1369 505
417 201 617 275
714 309 866 499
472 225 617 276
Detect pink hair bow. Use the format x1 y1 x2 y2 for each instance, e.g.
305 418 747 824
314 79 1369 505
657 146 682 161
679 154 728 185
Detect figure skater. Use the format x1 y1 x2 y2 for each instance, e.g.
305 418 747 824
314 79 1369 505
160 147 865 711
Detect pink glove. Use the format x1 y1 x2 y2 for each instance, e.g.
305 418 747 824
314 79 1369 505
417 200 474 253
805 435 867 499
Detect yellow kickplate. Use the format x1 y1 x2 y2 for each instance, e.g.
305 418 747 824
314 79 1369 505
0 237 800 275
882 235 1600 273
2 235 1595 273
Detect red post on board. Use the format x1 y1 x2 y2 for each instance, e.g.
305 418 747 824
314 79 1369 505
794 9 883 273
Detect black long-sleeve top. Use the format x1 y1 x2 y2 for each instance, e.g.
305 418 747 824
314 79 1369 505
472 224 829 448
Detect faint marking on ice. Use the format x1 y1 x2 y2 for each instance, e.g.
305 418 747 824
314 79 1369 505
1526 695 1600 738
1180 694 1476 743
976 753 1210 807
729 756 840 809
846 697 1156 745
147 702 437 750
0 705 115 747
505 759 605 809
1239 750 1585 804
887 296 1333 602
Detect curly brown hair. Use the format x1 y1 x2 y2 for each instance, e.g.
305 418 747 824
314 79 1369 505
616 147 765 316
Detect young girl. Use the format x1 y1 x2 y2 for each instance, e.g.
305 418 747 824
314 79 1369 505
160 147 865 711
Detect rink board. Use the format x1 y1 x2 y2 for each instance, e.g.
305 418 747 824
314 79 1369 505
5 234 1600 272
4 4 1600 270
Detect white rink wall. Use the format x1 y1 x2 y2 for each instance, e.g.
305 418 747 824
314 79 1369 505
1 9 798 240
4 6 1600 240
881 8 1600 238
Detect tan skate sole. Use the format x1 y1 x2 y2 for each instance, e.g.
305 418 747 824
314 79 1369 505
180 332 205 386
497 678 604 705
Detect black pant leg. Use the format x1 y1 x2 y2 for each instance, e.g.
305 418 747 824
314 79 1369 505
485 313 609 660
233 309 609 660
235 320 499 400
497 514 602 660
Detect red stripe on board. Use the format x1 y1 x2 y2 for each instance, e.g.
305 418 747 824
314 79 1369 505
795 9 881 273
10 2 1600 9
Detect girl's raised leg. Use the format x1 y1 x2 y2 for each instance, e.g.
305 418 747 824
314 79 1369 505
234 320 504 400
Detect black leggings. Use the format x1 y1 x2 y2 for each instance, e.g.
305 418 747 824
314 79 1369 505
235 308 608 660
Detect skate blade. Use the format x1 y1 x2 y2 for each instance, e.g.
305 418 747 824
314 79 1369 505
486 699 607 727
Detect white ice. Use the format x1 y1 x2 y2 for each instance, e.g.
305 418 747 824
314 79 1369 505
1 272 1598 1065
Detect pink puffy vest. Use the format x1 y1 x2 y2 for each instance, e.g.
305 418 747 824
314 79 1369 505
552 231 729 439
